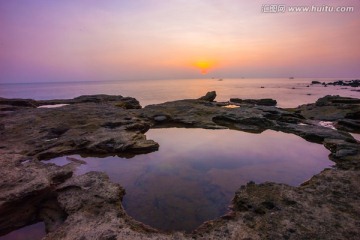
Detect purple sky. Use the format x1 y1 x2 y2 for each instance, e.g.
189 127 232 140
1 0 360 83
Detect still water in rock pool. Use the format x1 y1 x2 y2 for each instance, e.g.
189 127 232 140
48 128 332 232
0 222 45 240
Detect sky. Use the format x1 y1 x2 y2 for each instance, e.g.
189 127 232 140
0 0 360 83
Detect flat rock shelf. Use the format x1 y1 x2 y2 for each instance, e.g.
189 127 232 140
0 93 359 240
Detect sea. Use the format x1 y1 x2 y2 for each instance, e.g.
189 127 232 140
1 78 359 108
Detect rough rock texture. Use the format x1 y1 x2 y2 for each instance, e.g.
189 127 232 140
195 169 360 240
0 154 74 236
1 93 360 239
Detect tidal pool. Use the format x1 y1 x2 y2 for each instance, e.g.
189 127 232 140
47 128 332 232
0 222 45 240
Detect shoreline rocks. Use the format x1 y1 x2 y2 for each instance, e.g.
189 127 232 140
1 93 360 239
327 79 360 87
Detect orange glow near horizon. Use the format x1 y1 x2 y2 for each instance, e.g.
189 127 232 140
193 60 217 75
200 69 208 75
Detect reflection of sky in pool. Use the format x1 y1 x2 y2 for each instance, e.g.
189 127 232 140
0 222 45 240
48 128 332 232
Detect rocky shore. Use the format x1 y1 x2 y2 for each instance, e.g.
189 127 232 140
0 93 359 239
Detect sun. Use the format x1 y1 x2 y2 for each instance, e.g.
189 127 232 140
193 60 214 75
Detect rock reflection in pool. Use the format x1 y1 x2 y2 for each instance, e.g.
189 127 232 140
48 128 332 232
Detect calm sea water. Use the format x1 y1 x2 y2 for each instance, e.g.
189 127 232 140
0 78 358 108
48 128 331 232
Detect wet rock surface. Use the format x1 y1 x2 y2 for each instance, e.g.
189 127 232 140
1 93 360 239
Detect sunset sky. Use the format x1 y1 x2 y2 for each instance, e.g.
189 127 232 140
1 0 359 83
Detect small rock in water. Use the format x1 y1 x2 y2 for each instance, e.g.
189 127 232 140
311 81 321 84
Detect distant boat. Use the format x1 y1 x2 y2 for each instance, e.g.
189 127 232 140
289 77 295 79
218 78 223 81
